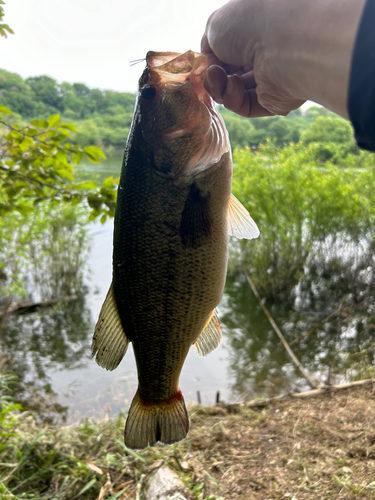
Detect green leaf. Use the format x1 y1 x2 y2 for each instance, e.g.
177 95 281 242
102 176 116 190
57 128 71 137
76 478 97 496
0 105 12 114
73 151 83 165
48 114 61 128
115 439 146 462
24 128 39 137
106 487 129 500
80 181 97 190
30 119 49 128
84 145 106 160
60 122 77 132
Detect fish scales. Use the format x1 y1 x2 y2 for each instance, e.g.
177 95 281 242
92 50 260 449
114 143 230 399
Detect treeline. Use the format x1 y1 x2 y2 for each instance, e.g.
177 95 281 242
0 68 359 156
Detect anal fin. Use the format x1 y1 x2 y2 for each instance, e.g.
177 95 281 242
228 193 260 239
91 282 130 371
193 309 222 357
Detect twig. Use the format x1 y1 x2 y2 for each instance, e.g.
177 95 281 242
196 390 201 404
219 378 375 411
243 269 316 389
0 295 78 317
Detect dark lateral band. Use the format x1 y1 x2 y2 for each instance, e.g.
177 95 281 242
348 0 375 152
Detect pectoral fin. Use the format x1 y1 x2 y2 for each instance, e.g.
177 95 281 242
92 283 130 371
228 193 260 239
193 309 222 357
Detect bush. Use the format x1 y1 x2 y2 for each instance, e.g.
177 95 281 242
231 142 375 299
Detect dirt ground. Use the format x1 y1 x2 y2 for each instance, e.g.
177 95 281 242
159 382 375 499
6 381 375 499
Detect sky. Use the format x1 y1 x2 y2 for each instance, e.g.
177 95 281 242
0 0 228 93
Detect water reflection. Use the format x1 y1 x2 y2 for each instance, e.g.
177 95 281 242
2 296 93 422
0 203 92 423
222 239 375 401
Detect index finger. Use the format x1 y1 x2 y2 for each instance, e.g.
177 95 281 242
201 33 211 54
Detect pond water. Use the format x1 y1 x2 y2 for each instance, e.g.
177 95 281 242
2 156 375 423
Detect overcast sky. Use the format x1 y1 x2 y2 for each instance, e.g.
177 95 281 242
0 0 228 93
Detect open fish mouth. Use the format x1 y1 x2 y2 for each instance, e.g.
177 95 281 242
145 50 219 92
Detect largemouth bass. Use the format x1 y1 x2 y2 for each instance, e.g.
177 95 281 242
92 50 259 449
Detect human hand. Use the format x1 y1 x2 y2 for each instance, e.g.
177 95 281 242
201 0 365 119
201 0 305 118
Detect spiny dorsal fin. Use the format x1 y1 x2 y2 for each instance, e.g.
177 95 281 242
92 282 130 371
193 309 222 357
228 193 260 239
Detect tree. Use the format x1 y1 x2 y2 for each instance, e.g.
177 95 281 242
0 0 13 38
26 76 63 112
0 106 118 222
231 142 375 300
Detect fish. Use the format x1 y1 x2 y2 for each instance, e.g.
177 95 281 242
91 50 259 449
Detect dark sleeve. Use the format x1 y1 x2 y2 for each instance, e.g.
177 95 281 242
348 0 375 152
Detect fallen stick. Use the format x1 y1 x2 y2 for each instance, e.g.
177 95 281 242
221 378 375 411
243 269 317 389
0 295 78 317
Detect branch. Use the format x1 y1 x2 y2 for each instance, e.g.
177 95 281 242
243 269 317 389
0 164 59 190
221 378 375 411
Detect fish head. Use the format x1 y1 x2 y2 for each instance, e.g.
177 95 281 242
135 50 230 179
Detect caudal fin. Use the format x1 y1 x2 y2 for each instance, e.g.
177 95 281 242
124 390 189 449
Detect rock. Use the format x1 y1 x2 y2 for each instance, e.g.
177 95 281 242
145 466 190 500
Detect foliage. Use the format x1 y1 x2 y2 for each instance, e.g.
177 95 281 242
0 201 89 299
0 374 22 454
231 142 375 300
0 1 13 39
0 107 118 220
219 105 357 151
0 67 359 155
0 407 225 499
0 69 136 119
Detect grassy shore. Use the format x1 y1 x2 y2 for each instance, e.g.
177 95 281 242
1 382 375 499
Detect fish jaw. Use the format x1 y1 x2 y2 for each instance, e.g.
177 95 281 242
135 51 230 180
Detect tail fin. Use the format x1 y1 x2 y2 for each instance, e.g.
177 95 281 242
124 390 189 449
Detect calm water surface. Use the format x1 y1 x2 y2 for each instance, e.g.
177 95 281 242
3 156 375 423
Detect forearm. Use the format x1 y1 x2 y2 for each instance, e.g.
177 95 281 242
203 0 368 119
266 0 367 117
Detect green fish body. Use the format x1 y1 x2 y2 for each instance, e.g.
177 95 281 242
92 51 259 449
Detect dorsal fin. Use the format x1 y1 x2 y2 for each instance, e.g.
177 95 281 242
193 309 222 357
92 282 130 370
228 193 260 239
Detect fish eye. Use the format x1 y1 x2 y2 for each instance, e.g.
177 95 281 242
141 85 156 101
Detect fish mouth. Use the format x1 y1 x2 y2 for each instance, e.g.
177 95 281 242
145 50 219 92
146 50 220 139
142 51 230 180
